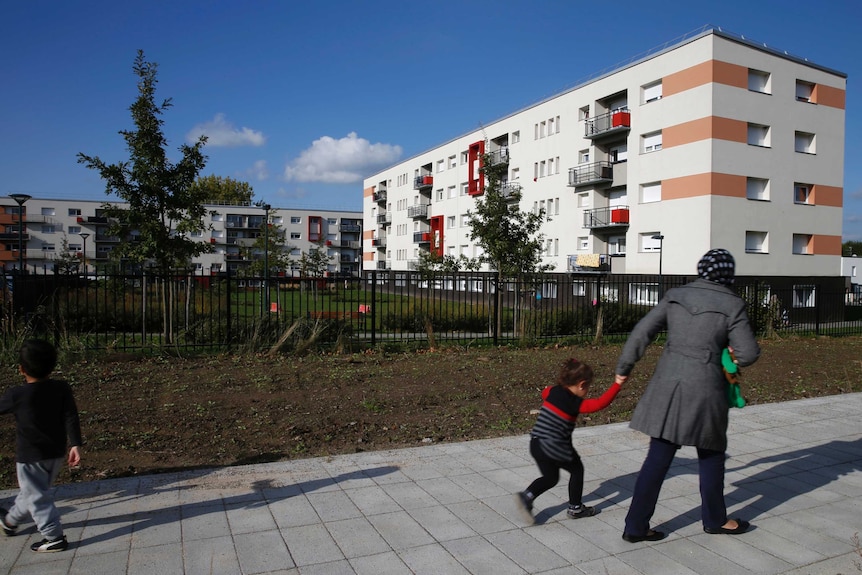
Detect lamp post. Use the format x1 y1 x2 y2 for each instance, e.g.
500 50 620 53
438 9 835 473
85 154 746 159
651 234 664 300
79 232 90 275
8 193 31 273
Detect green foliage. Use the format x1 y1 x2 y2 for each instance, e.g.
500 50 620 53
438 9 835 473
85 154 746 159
300 240 333 278
843 240 862 257
77 50 210 272
466 151 554 279
191 175 254 205
242 218 293 278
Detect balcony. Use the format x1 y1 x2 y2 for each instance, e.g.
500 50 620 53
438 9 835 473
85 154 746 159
340 223 362 232
584 108 631 140
407 204 430 219
0 232 28 240
414 175 433 190
375 213 391 226
568 162 613 188
499 182 522 202
487 147 509 166
582 206 630 230
376 261 389 270
413 232 431 244
340 240 360 249
373 190 387 203
372 237 386 248
567 253 611 273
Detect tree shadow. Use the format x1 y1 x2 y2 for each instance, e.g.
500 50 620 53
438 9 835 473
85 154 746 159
51 465 400 549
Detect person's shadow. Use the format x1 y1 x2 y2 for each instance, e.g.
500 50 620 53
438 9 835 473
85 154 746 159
34 465 400 549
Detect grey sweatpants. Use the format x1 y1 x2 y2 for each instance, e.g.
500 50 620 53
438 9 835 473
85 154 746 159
6 458 64 539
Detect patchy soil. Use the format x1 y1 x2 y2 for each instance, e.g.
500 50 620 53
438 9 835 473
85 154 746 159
1 336 861 490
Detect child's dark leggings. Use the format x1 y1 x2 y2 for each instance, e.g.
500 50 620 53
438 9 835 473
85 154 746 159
527 437 584 505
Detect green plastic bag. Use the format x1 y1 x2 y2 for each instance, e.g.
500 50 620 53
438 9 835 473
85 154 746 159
721 348 746 409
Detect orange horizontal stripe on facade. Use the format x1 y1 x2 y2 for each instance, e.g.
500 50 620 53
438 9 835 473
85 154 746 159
664 116 747 148
812 185 843 207
812 235 842 256
362 252 375 261
364 186 375 197
662 173 746 200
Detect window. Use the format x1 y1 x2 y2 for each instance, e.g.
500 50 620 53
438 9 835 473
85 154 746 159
641 234 662 252
511 167 520 181
795 131 815 154
609 235 626 255
630 283 660 305
577 193 589 208
745 231 768 253
460 214 469 227
41 243 56 251
447 216 455 229
794 183 812 204
190 230 203 238
796 80 815 103
792 285 816 308
68 243 82 252
539 161 546 177
642 131 662 152
68 208 81 216
448 155 457 169
41 207 55 216
641 182 662 203
573 281 586 296
643 81 662 103
290 216 301 224
748 69 771 94
327 218 337 225
41 225 56 234
460 151 469 164
578 236 588 250
579 149 590 164
793 234 812 254
290 232 301 239
447 186 456 199
609 143 628 163
579 106 590 120
511 130 520 144
746 177 769 201
436 189 444 201
747 123 770 147
548 117 555 134
539 121 546 138
548 158 554 175
68 226 81 234
437 160 445 173
461 183 469 196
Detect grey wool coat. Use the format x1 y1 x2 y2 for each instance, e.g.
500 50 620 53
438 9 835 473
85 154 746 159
616 279 760 452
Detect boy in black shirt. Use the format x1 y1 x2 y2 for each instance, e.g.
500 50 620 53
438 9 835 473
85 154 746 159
0 339 82 552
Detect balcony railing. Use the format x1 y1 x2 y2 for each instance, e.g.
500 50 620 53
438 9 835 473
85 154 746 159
487 147 509 166
568 162 613 187
340 240 361 249
373 190 387 203
340 224 362 232
567 253 612 272
413 232 431 244
376 261 389 270
582 206 630 229
407 204 430 219
414 175 433 189
372 238 386 248
0 232 29 240
584 108 631 140
499 182 521 202
375 214 391 225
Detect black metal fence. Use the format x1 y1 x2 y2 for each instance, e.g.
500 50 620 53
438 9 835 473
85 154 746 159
1 268 858 353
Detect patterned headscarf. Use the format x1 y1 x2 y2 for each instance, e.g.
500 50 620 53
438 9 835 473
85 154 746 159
697 248 735 286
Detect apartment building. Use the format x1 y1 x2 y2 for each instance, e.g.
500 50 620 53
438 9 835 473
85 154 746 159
0 197 363 277
363 28 846 278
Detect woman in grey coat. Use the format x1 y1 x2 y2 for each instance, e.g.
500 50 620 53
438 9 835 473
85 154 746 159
615 249 760 543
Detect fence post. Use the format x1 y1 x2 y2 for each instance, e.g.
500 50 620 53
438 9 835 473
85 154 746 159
226 267 232 349
492 275 499 346
371 271 377 348
815 283 821 335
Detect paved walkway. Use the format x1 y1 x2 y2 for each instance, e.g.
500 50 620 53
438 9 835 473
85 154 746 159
2 393 861 574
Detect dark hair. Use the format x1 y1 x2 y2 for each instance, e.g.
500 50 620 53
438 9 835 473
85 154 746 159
19 339 57 380
556 358 594 388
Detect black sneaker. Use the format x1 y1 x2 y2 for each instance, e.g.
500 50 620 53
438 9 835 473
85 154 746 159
567 504 597 519
514 491 534 524
30 536 68 553
0 508 17 536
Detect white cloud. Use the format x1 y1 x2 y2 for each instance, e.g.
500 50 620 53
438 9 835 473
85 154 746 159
283 132 402 184
245 160 269 181
187 114 265 147
277 186 308 200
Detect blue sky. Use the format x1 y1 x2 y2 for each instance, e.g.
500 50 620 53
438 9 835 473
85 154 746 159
2 0 860 242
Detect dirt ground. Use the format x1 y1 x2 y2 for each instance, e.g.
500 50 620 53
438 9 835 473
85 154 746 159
1 335 860 490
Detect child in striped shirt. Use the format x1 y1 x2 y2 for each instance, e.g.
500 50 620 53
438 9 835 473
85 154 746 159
516 358 625 523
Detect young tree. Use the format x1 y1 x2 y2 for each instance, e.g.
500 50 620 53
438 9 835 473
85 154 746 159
54 235 82 275
299 240 333 278
190 175 255 205
77 50 211 272
243 220 293 277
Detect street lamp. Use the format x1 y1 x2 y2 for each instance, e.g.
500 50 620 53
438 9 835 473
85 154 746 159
651 234 664 300
79 232 90 275
8 193 31 273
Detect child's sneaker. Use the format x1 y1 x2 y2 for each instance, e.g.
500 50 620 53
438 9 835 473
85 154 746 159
30 535 68 553
567 504 597 519
0 508 17 536
514 491 535 524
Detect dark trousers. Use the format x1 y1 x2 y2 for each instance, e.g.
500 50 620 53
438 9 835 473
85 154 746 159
624 437 727 535
526 437 585 506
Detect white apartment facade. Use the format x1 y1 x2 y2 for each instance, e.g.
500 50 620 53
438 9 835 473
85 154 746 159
0 197 363 277
363 28 846 278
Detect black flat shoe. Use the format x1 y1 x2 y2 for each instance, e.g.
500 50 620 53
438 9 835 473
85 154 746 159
704 518 750 535
622 530 666 543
